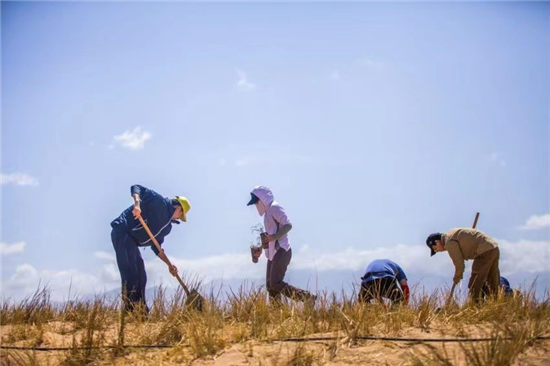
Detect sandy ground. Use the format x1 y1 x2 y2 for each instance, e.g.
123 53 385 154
190 339 550 366
1 323 550 365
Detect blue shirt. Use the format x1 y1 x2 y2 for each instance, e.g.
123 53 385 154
361 259 407 285
500 276 513 294
111 185 176 255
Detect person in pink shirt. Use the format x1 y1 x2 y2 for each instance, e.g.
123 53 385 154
247 186 316 303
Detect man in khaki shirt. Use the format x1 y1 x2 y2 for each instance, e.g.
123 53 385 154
426 228 500 302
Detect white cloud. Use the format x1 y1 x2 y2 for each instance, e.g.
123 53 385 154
147 239 550 285
519 214 550 230
94 251 115 261
0 242 26 255
3 239 548 301
99 263 120 284
488 152 507 167
293 244 426 272
0 173 39 186
113 126 151 150
92 252 120 284
236 69 256 92
2 263 108 301
8 264 39 287
146 253 264 287
499 239 550 274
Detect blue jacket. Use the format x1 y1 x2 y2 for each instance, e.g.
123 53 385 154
361 259 407 285
500 276 513 295
111 185 177 255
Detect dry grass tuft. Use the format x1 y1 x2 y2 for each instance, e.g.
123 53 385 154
1 284 549 365
1 287 54 326
285 344 316 366
0 350 42 366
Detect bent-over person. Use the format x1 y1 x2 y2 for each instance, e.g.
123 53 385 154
359 259 410 305
110 184 190 312
427 228 500 303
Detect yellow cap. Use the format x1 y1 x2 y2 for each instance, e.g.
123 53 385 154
175 196 191 222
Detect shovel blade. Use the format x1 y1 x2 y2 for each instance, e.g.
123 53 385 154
185 289 204 311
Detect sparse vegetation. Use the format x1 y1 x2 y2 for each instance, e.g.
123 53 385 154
0 284 549 365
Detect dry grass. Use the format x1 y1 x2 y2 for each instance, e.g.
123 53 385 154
1 287 54 326
1 284 549 365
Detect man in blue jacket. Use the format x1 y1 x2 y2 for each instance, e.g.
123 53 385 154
110 184 191 312
358 259 410 305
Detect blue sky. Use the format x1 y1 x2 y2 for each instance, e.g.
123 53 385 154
2 1 549 301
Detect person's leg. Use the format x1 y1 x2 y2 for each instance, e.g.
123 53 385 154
486 248 500 299
268 249 295 300
270 249 315 302
268 250 288 301
481 282 490 301
266 260 271 290
136 249 148 312
469 248 498 303
112 229 132 311
266 260 279 300
124 239 142 309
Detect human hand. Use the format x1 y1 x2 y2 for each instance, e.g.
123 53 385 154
132 206 142 219
168 264 178 277
260 232 270 249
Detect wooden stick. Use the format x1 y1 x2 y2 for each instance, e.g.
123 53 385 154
472 212 480 229
137 216 191 296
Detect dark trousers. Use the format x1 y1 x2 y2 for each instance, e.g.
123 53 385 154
358 277 403 304
469 247 500 302
111 228 147 311
266 248 312 302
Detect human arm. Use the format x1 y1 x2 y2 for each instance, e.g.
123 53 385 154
131 185 145 218
265 224 292 242
393 263 409 305
157 249 178 277
400 279 410 305
264 205 292 242
136 213 178 277
132 193 142 218
446 240 465 284
130 185 163 218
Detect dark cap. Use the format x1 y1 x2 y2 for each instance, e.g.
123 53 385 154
426 233 442 257
247 193 259 206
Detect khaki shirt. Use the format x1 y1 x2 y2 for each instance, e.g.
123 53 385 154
442 228 499 284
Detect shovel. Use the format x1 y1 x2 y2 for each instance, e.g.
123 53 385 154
137 216 204 311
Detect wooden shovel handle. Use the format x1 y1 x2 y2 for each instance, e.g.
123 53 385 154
472 212 480 229
136 215 190 295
